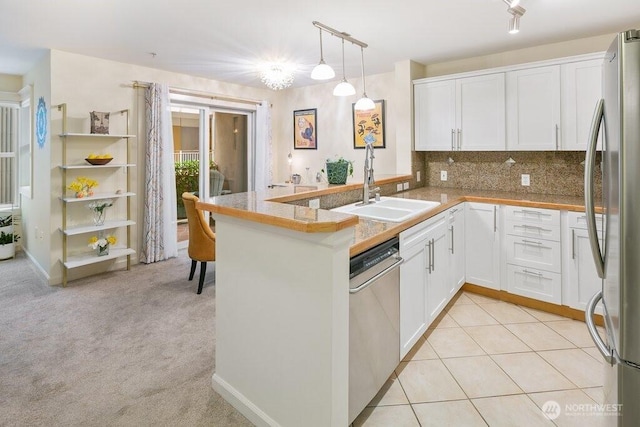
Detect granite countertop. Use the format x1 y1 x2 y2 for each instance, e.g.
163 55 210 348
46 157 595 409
198 178 593 257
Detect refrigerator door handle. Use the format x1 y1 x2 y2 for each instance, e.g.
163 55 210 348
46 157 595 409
585 98 605 279
586 290 614 365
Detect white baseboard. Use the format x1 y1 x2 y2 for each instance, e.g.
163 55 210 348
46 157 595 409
23 248 51 282
212 373 279 427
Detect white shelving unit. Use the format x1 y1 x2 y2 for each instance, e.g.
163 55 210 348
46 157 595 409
55 103 136 286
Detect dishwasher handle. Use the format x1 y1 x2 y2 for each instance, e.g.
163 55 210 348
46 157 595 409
349 256 404 294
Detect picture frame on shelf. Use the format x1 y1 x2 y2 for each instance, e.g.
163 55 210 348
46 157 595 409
90 111 110 134
352 99 385 149
293 108 317 150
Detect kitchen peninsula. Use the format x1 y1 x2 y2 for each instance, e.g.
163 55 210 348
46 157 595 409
198 178 591 427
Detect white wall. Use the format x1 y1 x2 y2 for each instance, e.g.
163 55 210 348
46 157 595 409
21 53 51 280
271 71 398 184
0 73 22 93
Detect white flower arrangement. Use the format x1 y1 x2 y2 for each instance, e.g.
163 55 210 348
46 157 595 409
87 199 113 213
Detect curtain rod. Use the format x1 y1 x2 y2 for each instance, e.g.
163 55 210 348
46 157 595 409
131 81 263 106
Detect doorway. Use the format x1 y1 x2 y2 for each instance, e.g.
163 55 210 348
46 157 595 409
171 106 251 246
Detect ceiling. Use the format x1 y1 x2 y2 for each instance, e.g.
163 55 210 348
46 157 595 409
1 0 639 89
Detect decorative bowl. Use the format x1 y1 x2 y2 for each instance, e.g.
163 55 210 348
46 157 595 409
85 157 113 165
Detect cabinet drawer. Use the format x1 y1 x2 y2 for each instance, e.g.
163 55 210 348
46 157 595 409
504 221 560 241
506 264 562 304
400 212 446 251
504 206 560 227
505 235 561 273
567 211 604 231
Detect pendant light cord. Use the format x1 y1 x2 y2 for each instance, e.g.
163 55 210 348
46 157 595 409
319 29 325 61
341 39 347 79
360 46 367 95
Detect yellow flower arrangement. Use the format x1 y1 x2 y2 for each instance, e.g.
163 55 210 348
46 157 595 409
68 177 98 198
88 234 116 249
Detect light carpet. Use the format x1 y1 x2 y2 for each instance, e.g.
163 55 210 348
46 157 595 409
0 250 252 427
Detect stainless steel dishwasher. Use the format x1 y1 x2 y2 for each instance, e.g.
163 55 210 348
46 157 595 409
348 237 403 424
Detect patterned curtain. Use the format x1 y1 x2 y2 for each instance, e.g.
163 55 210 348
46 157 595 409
140 83 178 263
254 101 272 191
0 107 18 205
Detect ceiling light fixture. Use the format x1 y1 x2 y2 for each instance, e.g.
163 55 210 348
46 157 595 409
311 28 335 80
503 0 526 35
260 63 295 90
354 46 375 111
333 38 356 96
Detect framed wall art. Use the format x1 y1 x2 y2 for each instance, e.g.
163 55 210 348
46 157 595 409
352 99 385 149
293 108 317 149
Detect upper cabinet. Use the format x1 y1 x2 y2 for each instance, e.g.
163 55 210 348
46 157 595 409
415 73 506 151
414 53 604 152
506 65 561 151
560 59 603 151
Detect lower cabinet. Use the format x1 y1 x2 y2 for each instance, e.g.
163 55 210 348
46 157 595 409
465 202 501 290
399 211 450 358
449 206 466 297
565 212 604 314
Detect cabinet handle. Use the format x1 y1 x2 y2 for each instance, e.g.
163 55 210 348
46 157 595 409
520 224 552 233
571 229 576 259
522 239 543 246
431 238 435 271
555 124 559 150
457 129 462 150
450 226 454 254
522 269 543 277
451 129 455 151
427 241 432 274
493 206 497 233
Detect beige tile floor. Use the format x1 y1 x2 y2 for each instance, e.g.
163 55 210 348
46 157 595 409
353 291 608 427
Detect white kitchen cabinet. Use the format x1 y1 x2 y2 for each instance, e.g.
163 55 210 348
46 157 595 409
465 202 500 290
399 212 448 358
414 80 455 151
565 211 604 314
448 205 465 296
506 65 561 151
414 73 506 151
505 206 561 303
561 59 603 151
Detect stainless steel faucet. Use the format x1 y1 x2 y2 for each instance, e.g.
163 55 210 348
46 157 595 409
359 142 379 205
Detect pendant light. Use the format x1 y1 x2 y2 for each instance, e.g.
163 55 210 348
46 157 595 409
333 39 356 96
354 46 375 111
310 28 335 80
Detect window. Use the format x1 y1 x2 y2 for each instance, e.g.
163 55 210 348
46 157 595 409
0 104 19 207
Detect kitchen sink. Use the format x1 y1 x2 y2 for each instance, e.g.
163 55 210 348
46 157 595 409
331 197 441 222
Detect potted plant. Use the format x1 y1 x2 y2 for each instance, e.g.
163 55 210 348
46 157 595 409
323 157 354 185
0 213 18 260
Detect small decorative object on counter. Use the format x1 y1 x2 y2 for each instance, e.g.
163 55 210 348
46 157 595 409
88 234 116 256
90 111 110 134
68 176 98 198
87 199 113 226
323 157 354 185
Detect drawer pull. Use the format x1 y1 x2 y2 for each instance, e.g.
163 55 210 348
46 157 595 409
522 269 544 277
520 224 551 232
571 229 575 259
522 239 542 246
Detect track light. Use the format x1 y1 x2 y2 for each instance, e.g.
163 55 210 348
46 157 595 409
354 46 375 111
311 28 335 80
504 1 525 35
333 39 356 96
508 15 520 34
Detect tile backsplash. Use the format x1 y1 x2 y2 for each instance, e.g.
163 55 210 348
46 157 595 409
424 151 602 198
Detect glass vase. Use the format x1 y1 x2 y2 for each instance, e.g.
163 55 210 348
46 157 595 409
97 243 109 256
93 209 106 226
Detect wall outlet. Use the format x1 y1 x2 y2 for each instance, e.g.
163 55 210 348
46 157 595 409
521 174 530 186
417 171 421 182
308 198 320 209
403 182 409 190
440 170 448 181
397 183 403 192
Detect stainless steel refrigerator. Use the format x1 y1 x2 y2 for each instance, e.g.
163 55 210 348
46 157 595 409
585 29 640 426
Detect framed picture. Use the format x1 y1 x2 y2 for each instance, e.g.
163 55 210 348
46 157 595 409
293 108 317 149
353 99 385 149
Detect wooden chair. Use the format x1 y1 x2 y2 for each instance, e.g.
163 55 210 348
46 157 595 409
182 192 216 294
